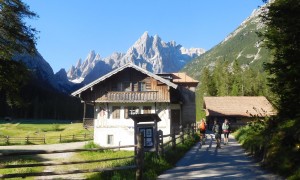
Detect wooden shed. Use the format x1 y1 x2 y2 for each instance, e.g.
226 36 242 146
203 96 277 130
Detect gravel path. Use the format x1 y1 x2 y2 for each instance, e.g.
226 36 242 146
157 133 283 180
0 141 90 180
0 141 89 152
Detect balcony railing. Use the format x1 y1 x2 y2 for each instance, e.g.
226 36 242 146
96 91 169 102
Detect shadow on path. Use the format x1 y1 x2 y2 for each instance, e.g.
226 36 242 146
157 133 283 180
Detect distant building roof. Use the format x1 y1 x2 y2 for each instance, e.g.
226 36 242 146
172 73 199 84
203 96 277 117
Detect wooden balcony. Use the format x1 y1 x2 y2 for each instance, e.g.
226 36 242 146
96 91 170 103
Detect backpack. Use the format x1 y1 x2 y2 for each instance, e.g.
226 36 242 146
200 121 206 130
213 124 220 133
222 123 229 130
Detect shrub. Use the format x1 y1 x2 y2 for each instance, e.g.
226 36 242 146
234 118 300 179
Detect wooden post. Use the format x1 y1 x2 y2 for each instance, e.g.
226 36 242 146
6 136 9 144
180 125 184 144
83 102 86 124
59 134 62 143
191 123 195 136
158 130 164 156
136 133 144 180
26 135 29 144
44 135 46 144
172 128 176 150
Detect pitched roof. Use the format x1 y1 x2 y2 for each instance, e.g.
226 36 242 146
172 73 199 84
203 96 277 117
71 63 178 96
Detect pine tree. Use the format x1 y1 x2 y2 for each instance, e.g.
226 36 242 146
0 0 38 106
261 0 300 119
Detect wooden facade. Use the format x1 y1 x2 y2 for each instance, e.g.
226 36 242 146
72 63 198 147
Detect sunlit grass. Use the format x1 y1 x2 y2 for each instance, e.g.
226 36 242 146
0 119 93 145
0 156 44 180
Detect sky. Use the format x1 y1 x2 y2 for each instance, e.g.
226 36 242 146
22 0 265 73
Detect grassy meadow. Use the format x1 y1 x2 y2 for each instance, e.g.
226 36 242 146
0 119 93 145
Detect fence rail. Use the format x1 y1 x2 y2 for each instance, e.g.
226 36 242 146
0 133 93 145
158 123 196 155
0 135 144 179
0 123 197 179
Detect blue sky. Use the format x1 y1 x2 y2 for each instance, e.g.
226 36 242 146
23 0 265 73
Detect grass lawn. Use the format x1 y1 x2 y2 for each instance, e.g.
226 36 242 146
0 119 93 145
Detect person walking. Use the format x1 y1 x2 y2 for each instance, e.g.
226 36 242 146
222 119 231 145
199 118 207 144
212 119 222 148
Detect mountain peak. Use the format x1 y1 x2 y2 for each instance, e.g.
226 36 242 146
75 58 82 68
141 31 149 38
68 32 205 83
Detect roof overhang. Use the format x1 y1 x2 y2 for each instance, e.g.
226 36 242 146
71 63 178 96
129 113 161 123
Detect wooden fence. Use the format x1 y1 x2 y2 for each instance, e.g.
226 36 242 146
158 123 196 156
0 133 93 145
0 123 197 179
0 134 144 179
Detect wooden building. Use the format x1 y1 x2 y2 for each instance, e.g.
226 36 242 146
203 96 277 130
72 63 198 147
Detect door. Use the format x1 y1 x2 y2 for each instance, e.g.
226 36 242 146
171 109 181 134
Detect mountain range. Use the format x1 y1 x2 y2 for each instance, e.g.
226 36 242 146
12 5 269 95
67 32 205 85
182 6 271 80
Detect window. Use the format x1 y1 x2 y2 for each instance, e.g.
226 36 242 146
122 82 131 91
125 106 139 119
132 82 139 91
112 106 120 119
143 106 152 114
139 82 146 91
107 135 114 145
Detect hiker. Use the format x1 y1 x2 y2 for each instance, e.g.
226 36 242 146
212 119 222 148
222 119 231 145
199 118 206 144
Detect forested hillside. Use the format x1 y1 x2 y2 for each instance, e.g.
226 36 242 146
181 6 274 118
0 75 83 120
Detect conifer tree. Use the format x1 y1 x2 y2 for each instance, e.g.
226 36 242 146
0 0 38 106
261 0 300 119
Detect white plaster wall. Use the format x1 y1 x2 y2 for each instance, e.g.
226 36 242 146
93 102 173 147
94 126 135 149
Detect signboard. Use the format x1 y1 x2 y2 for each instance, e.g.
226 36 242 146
139 127 154 147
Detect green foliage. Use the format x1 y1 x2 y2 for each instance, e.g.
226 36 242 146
235 118 300 179
195 59 272 119
0 156 44 179
0 120 92 145
0 0 38 107
41 124 64 132
83 135 198 179
181 7 274 119
84 141 101 149
261 0 300 119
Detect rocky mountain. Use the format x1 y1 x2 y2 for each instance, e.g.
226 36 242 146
14 53 77 93
14 53 60 90
68 32 205 84
182 6 271 80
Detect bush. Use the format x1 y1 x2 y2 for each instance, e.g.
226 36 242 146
234 118 300 179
